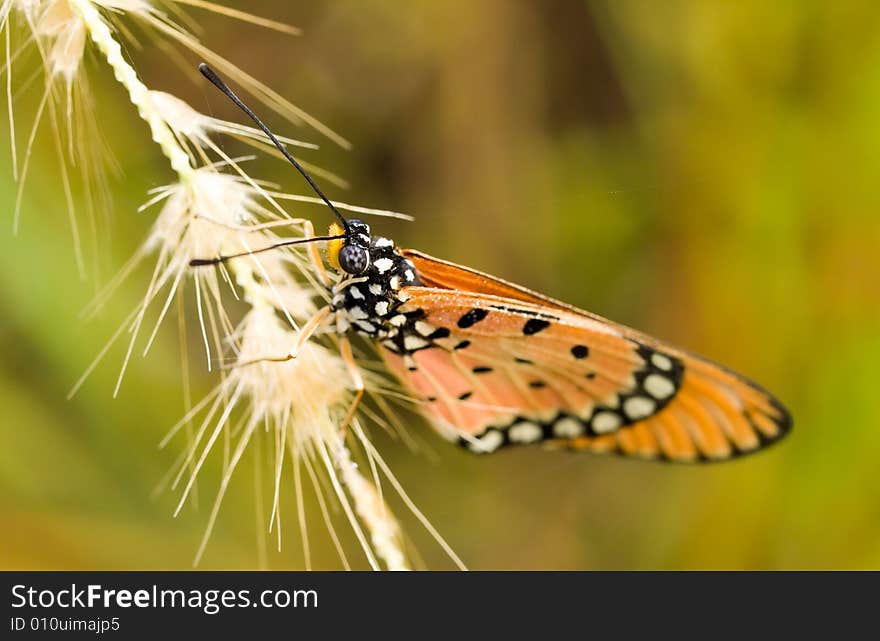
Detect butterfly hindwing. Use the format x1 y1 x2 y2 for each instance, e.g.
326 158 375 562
377 252 791 462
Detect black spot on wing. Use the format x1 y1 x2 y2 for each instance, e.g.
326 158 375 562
488 304 558 320
528 380 547 389
522 318 551 335
472 366 493 374
429 327 450 339
454 340 471 350
457 308 489 328
571 345 589 359
457 391 474 401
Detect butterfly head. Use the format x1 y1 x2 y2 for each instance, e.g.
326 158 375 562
327 219 372 275
194 65 420 307
326 218 422 339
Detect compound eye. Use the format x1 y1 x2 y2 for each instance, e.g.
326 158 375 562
338 244 369 274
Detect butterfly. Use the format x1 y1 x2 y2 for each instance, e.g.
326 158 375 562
196 64 792 464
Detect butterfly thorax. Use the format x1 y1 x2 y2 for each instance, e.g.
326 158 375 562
330 222 421 342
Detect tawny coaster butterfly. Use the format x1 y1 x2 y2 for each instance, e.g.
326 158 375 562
195 65 792 463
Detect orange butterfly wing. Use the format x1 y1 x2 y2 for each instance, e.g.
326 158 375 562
376 250 791 462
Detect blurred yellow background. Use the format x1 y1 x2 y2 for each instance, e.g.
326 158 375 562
1 1 878 569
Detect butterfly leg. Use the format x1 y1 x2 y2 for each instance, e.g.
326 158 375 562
336 333 365 440
234 305 331 368
301 219 331 288
232 218 336 368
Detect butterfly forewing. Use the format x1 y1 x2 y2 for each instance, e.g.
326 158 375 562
379 251 791 462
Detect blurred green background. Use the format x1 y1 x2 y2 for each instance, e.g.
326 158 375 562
1 0 879 570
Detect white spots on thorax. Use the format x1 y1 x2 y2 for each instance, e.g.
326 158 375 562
651 353 673 371
389 275 400 290
404 269 416 282
368 283 383 296
348 306 368 321
623 396 656 420
349 286 364 300
592 411 621 434
374 257 394 274
374 237 394 248
644 374 675 399
374 301 389 316
355 320 376 334
553 416 584 438
509 422 543 444
358 233 371 245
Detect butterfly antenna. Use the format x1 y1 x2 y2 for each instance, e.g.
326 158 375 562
189 234 347 267
198 63 349 233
